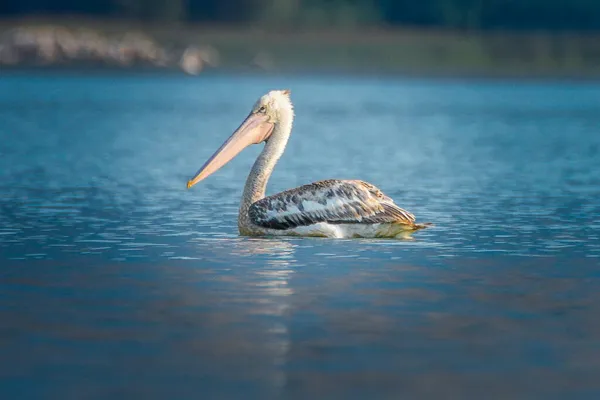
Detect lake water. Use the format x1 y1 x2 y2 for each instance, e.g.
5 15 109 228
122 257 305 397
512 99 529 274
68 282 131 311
1 72 600 399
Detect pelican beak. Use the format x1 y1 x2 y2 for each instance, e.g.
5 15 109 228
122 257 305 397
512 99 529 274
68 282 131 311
187 112 274 189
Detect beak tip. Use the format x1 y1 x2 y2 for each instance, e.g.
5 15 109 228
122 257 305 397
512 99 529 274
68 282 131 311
186 180 193 189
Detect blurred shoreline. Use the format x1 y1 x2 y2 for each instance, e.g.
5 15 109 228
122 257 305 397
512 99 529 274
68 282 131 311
2 17 600 80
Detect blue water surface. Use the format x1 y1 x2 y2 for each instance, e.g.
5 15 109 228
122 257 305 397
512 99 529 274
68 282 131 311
1 72 600 399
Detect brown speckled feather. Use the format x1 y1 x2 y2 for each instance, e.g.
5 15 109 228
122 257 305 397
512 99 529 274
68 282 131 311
248 179 415 230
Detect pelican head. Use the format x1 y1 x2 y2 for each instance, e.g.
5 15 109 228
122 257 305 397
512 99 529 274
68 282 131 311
187 89 292 189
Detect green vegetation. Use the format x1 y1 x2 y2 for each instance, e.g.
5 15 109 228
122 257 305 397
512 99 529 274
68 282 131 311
2 0 600 78
2 0 600 31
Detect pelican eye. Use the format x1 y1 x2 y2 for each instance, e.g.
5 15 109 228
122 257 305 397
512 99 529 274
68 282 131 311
257 106 267 113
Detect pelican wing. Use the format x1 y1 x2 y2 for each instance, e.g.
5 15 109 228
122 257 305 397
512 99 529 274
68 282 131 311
248 179 415 230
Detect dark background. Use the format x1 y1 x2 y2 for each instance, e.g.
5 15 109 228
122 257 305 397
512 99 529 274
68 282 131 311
1 0 599 32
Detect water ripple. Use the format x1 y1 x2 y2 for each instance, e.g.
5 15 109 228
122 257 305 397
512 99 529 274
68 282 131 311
1 74 600 398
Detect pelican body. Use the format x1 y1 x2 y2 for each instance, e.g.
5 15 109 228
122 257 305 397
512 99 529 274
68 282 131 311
187 90 430 239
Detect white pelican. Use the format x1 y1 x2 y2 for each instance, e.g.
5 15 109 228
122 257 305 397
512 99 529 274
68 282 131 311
187 89 431 238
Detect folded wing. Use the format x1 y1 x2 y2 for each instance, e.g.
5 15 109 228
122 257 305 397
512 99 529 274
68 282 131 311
248 179 415 230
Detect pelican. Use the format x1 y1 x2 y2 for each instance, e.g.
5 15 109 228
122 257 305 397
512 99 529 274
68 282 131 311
186 89 430 239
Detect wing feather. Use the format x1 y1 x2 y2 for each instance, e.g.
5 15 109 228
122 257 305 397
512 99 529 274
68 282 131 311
248 179 415 230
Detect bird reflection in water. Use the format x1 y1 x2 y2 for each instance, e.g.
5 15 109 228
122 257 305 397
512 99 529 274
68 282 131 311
228 237 297 390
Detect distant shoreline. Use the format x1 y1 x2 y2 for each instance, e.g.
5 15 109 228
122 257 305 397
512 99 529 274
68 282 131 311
2 17 600 80
3 67 600 86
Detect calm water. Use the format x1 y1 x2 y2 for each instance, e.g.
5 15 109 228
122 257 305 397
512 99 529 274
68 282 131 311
1 73 600 399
